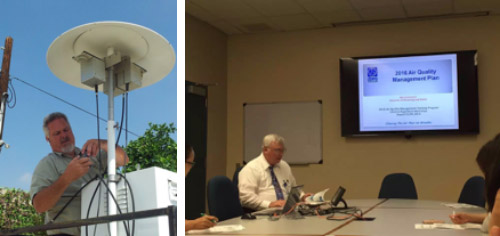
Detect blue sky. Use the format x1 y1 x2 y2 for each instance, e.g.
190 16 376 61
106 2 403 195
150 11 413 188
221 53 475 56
0 0 177 191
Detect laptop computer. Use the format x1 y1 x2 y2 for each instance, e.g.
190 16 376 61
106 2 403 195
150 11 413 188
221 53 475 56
252 185 303 216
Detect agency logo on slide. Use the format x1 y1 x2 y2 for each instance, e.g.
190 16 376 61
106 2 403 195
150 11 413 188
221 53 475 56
367 67 378 82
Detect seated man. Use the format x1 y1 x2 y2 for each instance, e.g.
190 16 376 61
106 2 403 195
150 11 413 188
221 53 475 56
30 112 129 236
238 134 310 210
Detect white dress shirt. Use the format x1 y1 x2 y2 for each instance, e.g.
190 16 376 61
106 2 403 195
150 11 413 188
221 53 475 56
238 153 297 210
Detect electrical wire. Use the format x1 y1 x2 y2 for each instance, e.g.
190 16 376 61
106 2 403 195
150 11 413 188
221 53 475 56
119 83 135 236
10 76 140 137
92 84 136 236
92 177 131 236
85 179 102 236
83 85 131 236
51 175 99 222
91 85 104 236
326 207 364 221
7 79 16 108
94 85 104 174
118 173 136 236
116 83 129 146
125 87 128 153
115 93 125 146
83 174 134 236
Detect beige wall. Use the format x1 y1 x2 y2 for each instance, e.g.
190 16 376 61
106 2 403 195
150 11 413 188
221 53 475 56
186 14 228 182
226 15 500 202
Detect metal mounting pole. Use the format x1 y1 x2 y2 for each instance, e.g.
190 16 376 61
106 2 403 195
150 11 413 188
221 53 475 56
106 61 117 236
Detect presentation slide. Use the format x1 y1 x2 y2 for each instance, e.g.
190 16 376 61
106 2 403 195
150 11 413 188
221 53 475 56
358 54 459 132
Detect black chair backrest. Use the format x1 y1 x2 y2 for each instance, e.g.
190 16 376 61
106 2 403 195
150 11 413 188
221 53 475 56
378 173 418 199
232 166 244 189
458 176 485 208
207 176 243 221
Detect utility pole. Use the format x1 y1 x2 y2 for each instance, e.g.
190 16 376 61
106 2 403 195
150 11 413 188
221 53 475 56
0 37 13 152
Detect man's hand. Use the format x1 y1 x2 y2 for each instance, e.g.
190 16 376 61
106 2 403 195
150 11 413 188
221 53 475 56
81 139 105 157
33 157 93 213
301 193 313 202
81 139 129 167
449 213 470 224
269 200 286 208
63 157 93 182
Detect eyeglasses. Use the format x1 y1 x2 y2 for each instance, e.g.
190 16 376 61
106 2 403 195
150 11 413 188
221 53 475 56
268 147 286 154
186 161 196 166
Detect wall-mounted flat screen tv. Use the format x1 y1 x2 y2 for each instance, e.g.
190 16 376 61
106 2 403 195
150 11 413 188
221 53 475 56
340 50 479 137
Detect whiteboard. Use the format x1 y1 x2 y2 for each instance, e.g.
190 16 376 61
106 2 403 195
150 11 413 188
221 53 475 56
244 101 322 164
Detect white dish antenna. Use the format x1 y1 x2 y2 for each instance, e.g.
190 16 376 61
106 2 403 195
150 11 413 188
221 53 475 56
47 21 175 94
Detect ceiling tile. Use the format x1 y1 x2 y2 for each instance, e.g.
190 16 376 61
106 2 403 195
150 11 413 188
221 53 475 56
358 6 407 20
297 0 354 12
349 0 402 10
242 0 306 16
208 20 244 35
269 14 323 31
229 17 280 33
454 0 500 14
403 0 453 17
186 0 500 35
313 10 362 26
186 1 220 22
402 0 451 5
189 0 262 19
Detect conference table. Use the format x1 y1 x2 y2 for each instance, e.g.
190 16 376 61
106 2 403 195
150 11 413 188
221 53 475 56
187 199 488 236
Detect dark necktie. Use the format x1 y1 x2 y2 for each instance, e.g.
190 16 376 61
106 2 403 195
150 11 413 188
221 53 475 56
269 166 284 200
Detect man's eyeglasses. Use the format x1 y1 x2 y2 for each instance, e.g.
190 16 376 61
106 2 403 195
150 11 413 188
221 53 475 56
268 148 286 154
186 161 196 166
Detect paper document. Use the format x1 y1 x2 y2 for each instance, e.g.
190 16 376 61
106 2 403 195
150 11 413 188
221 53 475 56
415 223 482 230
187 224 245 234
305 188 329 205
441 203 485 210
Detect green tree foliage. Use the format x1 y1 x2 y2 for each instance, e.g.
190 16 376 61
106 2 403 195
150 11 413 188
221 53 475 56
0 188 47 235
124 123 177 172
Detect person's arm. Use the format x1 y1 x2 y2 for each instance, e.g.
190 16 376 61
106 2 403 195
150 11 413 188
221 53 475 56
238 167 275 210
185 215 218 231
491 226 500 236
490 189 500 232
33 157 93 213
81 139 129 167
449 212 487 224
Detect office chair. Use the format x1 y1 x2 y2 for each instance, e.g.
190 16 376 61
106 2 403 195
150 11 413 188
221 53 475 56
231 166 255 214
458 176 485 208
232 166 244 189
207 176 244 221
378 173 418 199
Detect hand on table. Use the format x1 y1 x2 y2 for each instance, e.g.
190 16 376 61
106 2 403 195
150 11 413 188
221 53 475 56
186 215 218 231
449 213 471 224
301 193 313 202
269 200 286 208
